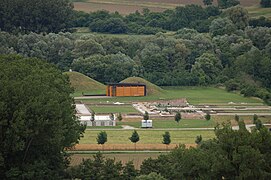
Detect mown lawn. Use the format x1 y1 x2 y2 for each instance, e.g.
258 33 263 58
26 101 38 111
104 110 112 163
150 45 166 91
79 87 263 105
80 130 215 144
118 119 215 128
89 105 139 114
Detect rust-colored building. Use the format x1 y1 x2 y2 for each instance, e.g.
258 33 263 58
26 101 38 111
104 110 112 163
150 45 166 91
106 83 146 97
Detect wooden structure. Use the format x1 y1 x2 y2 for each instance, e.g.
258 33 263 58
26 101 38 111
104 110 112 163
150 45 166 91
106 83 146 97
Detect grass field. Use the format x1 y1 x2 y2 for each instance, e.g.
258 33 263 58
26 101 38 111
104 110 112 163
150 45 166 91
80 130 215 144
246 6 271 19
73 0 260 14
89 105 139 114
118 119 215 128
79 87 263 105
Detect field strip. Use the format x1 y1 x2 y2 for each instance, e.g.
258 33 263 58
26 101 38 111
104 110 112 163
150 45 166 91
67 150 168 153
73 143 196 151
81 0 178 9
85 128 215 131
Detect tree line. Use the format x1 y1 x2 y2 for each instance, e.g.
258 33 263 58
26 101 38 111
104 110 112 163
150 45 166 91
0 0 270 35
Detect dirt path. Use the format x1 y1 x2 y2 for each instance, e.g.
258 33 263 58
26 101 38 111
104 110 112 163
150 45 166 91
72 143 196 151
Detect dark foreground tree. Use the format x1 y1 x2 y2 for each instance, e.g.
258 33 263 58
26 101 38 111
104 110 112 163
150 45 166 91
0 55 85 179
140 122 271 179
68 152 122 179
129 130 140 151
67 152 138 179
203 0 213 6
217 0 240 9
0 0 74 33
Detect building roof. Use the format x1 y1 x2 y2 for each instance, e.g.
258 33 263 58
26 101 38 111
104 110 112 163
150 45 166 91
107 82 146 86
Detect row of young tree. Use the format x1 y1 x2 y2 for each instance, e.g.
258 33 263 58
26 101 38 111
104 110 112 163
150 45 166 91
96 130 170 151
69 121 271 179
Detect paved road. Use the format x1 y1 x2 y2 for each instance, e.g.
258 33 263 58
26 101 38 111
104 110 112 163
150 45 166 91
85 128 215 131
85 124 271 131
76 104 91 115
75 96 111 99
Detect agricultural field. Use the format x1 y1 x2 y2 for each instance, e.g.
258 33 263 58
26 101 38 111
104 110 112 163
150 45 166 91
247 6 271 18
118 119 216 128
79 129 215 145
73 0 261 14
70 152 163 169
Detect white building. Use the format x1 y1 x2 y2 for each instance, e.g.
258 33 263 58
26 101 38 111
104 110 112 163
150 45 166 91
79 115 116 126
141 120 152 128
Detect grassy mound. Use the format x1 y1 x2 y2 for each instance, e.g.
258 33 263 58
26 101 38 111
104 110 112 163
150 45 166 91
120 77 163 95
64 71 105 94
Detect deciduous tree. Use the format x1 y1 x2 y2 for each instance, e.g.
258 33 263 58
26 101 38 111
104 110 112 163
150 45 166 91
217 0 240 9
97 131 107 151
175 112 181 124
203 0 213 6
143 111 149 120
129 130 140 151
0 55 85 179
0 0 74 33
162 132 171 150
205 113 211 121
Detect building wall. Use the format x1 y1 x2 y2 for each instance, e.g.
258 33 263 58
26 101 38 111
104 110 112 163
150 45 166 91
80 120 116 126
107 85 145 97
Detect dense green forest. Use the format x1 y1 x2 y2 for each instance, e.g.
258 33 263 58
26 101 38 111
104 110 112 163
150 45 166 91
1 13 271 103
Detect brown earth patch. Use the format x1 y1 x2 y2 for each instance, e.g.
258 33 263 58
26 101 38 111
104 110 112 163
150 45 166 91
73 143 196 151
70 153 163 169
74 0 260 14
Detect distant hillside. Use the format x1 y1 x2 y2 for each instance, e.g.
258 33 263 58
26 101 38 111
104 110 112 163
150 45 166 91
121 77 164 95
73 0 260 14
64 71 105 94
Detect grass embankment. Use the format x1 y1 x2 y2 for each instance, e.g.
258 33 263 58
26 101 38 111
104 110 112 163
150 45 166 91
64 71 106 96
121 76 164 95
